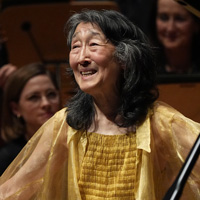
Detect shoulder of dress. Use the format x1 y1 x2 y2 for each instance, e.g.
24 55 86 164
151 100 181 118
53 107 68 120
150 101 200 129
147 101 183 129
43 107 68 129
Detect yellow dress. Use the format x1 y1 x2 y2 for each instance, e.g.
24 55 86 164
78 132 137 200
0 101 200 200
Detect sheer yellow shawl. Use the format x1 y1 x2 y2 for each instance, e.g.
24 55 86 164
0 101 199 200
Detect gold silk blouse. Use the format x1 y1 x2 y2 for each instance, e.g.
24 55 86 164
0 101 200 200
78 132 137 200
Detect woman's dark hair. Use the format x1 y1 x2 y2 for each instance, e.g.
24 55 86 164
64 9 159 130
1 63 59 142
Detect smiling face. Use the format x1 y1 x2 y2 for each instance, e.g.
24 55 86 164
11 75 60 135
69 22 122 97
156 0 198 50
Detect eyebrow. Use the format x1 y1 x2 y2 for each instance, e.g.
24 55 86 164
72 30 103 39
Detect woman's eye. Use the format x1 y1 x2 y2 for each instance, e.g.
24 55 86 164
72 45 79 49
157 14 169 22
27 95 40 102
91 43 97 46
175 16 186 22
47 91 58 99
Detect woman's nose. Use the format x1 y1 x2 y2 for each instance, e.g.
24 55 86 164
78 46 91 66
166 18 176 32
40 96 51 107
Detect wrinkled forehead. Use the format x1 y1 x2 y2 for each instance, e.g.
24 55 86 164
72 22 106 40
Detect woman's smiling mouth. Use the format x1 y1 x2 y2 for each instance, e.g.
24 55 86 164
81 70 97 76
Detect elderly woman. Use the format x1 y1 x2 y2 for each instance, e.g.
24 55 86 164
0 10 199 200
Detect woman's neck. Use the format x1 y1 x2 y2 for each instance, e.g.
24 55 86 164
25 126 38 141
164 47 192 73
88 95 134 135
94 91 120 118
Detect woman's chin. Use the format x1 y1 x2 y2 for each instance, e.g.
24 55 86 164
79 85 96 94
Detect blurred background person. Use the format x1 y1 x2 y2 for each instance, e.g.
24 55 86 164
148 0 200 74
0 24 17 146
0 63 61 175
0 64 17 143
0 24 16 87
0 64 17 88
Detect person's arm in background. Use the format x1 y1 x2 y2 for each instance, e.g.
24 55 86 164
0 25 17 147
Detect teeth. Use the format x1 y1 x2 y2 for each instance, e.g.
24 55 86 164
81 71 95 76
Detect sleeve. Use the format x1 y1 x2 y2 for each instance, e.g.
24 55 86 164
0 108 69 200
151 101 200 199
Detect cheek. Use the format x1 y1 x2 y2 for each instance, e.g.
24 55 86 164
20 104 35 116
156 20 165 33
156 21 166 41
93 51 114 66
18 98 37 114
51 101 60 111
20 108 35 124
69 54 76 70
176 23 195 44
179 23 195 35
69 55 80 79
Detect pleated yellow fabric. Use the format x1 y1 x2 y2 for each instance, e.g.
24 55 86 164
78 132 137 200
0 101 200 200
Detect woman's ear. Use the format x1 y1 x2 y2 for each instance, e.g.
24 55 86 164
10 101 21 118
